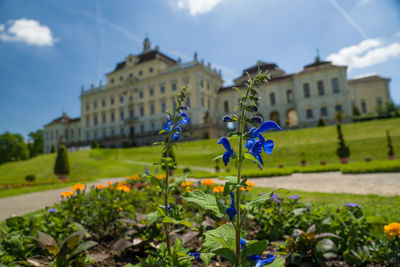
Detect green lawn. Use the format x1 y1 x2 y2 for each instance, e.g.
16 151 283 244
0 118 399 186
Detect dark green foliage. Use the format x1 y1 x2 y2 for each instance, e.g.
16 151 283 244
25 174 35 182
352 106 361 117
335 111 344 124
54 146 70 175
91 140 99 149
336 124 350 159
162 147 177 170
122 141 130 148
0 131 29 164
204 131 211 139
317 117 326 127
386 130 395 156
28 129 44 158
50 145 56 153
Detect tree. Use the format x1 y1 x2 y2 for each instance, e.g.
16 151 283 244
336 124 350 162
0 131 29 164
352 106 361 117
28 129 44 158
387 130 395 158
54 145 70 180
91 140 99 149
317 117 326 127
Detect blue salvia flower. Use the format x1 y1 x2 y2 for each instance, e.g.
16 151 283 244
223 115 233 122
241 238 275 266
179 112 190 125
217 137 235 166
189 252 201 262
172 126 182 141
163 116 172 132
343 203 360 208
249 139 264 168
249 121 281 138
225 191 237 221
240 237 247 249
48 208 57 213
252 116 263 123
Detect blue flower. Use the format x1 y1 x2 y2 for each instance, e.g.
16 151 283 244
254 255 275 267
288 194 299 200
249 140 264 168
163 116 172 132
172 126 182 141
48 208 57 213
179 112 190 125
240 238 247 249
252 116 263 123
189 252 201 262
217 137 235 166
343 203 360 208
249 121 281 138
223 115 233 122
226 191 237 221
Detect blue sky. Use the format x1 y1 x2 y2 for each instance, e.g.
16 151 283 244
0 0 399 138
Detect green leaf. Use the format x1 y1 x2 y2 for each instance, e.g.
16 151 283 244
243 240 268 259
233 106 240 111
203 224 235 252
233 87 245 97
223 182 241 196
244 191 274 215
147 211 158 226
218 176 237 183
213 248 238 265
58 231 84 258
169 173 190 189
228 131 242 137
268 257 286 267
212 154 224 161
37 231 58 256
182 191 227 218
68 241 97 259
316 239 337 253
162 216 192 228
199 253 213 266
148 175 163 188
243 153 257 162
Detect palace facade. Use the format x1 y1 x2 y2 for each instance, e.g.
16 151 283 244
43 37 391 153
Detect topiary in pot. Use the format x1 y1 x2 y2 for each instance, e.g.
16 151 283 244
91 140 99 149
336 124 350 163
387 130 395 160
25 174 35 182
54 145 70 181
317 117 326 127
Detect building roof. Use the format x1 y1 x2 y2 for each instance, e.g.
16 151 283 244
45 113 80 127
348 74 390 84
111 50 177 73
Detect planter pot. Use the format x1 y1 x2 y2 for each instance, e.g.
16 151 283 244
57 174 68 181
301 162 307 167
389 155 396 160
215 167 220 173
278 165 284 168
168 169 175 176
340 157 349 164
320 161 326 165
365 157 372 162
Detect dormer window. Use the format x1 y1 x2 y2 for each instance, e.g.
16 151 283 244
120 76 123 81
128 57 132 62
139 70 143 76
129 73 133 78
149 67 153 73
110 78 114 84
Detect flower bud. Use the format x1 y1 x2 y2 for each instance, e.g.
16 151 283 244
223 115 233 122
252 116 263 123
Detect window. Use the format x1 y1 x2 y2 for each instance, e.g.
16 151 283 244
320 107 328 117
71 129 74 137
208 98 211 109
86 116 90 127
93 101 97 109
150 104 155 115
120 76 123 81
377 97 383 107
140 124 144 133
110 98 114 105
129 95 133 102
86 103 89 111
139 91 143 98
129 109 134 118
306 109 314 119
224 101 229 113
332 78 339 93
65 130 68 139
120 96 123 103
207 82 210 91
86 131 90 140
200 80 204 87
111 112 115 122
160 86 165 94
303 83 310 98
110 78 114 84
317 81 324 96
161 102 166 112
120 111 124 120
94 130 97 139
103 130 106 138
140 106 144 116
102 100 106 107
172 83 176 91
269 92 276 106
111 129 115 136
120 128 124 135
129 73 133 78
150 88 154 96
149 67 153 73
335 105 342 113
94 115 98 126
286 90 293 103
139 70 143 76
201 97 205 107
102 114 106 124
151 122 155 131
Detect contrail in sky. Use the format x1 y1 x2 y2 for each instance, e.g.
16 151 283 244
327 0 367 39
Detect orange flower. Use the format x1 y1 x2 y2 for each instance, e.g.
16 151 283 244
213 185 224 193
157 174 166 180
61 191 73 198
384 222 400 239
116 185 130 192
185 187 192 192
107 181 113 187
71 183 85 191
202 179 215 186
181 181 193 187
240 181 255 191
96 184 104 189
131 174 141 181
126 176 131 180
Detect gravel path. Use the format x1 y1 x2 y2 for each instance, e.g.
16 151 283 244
1 172 399 222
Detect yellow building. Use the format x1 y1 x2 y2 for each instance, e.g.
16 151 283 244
43 38 392 152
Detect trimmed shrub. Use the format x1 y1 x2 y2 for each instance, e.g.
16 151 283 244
54 145 70 175
91 140 99 149
387 130 395 157
25 174 35 182
317 117 326 127
50 145 56 153
336 124 350 159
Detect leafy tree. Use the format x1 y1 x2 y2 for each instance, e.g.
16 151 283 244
317 117 326 127
28 129 44 158
91 140 99 149
54 145 70 177
352 106 361 117
0 131 29 164
387 130 395 157
336 124 350 159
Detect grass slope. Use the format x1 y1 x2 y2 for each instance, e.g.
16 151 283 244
0 118 399 185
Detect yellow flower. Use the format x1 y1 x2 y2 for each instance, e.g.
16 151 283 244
384 222 400 239
213 185 224 193
116 185 130 192
118 206 123 211
131 174 141 181
157 174 166 180
61 191 74 198
202 179 215 186
181 181 193 187
96 184 104 189
185 187 192 192
240 181 255 191
107 181 113 187
71 183 85 192
126 176 131 180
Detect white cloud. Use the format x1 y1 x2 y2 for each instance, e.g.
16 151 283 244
0 18 56 46
177 0 225 16
359 0 372 5
327 39 400 70
0 24 4 31
395 31 400 38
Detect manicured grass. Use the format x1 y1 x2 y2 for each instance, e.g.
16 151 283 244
0 118 399 186
251 187 400 223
